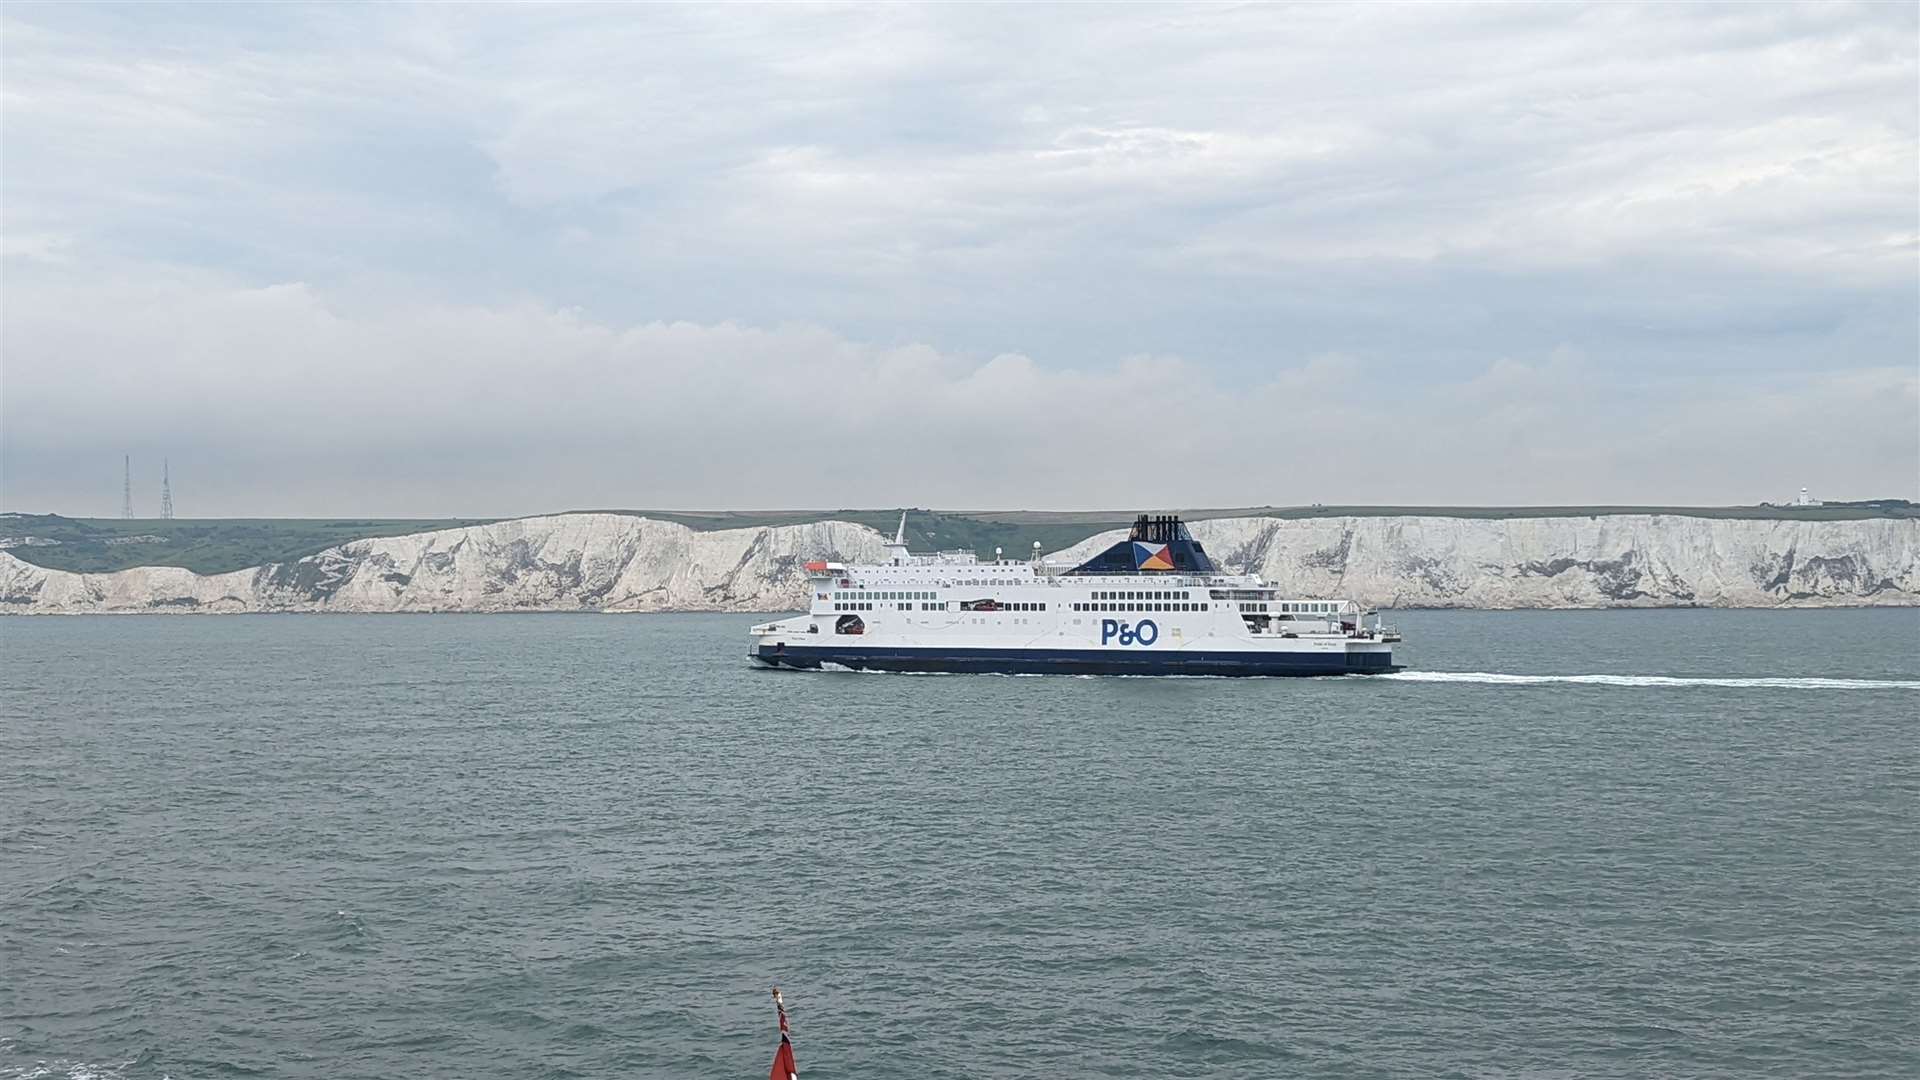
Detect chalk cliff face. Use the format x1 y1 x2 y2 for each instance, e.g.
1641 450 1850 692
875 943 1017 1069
0 514 888 614
2 513 1915 613
1054 515 1920 608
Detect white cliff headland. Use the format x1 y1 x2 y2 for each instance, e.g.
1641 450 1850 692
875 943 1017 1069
1056 515 1919 609
1 514 889 614
2 512 1915 613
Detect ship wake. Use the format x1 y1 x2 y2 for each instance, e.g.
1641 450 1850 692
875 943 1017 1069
1378 671 1920 690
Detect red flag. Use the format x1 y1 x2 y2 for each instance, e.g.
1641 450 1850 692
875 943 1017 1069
769 1036 797 1080
769 988 796 1079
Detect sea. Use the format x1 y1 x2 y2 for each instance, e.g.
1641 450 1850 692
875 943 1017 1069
2 609 1916 1080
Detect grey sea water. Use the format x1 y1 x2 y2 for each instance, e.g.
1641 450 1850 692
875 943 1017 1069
3 610 1916 1080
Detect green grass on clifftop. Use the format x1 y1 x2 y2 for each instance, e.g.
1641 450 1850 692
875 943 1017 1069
0 515 495 576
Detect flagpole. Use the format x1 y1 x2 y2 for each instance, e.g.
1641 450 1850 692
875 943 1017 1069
769 987 797 1080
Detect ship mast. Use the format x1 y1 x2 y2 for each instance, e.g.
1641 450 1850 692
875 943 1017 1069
884 511 910 565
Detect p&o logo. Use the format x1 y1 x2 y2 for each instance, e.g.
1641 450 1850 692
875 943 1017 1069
1100 618 1159 647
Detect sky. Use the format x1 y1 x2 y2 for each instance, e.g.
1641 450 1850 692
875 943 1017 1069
2 2 1915 518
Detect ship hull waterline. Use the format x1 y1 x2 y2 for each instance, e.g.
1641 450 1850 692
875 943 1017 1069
750 643 1402 677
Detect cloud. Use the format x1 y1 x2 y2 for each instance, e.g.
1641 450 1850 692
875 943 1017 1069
3 274 1912 516
0 3 1914 514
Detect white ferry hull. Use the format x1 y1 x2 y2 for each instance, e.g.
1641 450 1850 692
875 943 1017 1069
750 641 1399 676
748 513 1404 678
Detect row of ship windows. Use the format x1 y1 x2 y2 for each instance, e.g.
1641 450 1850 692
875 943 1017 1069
833 589 1334 613
963 601 1049 611
836 584 1026 597
831 601 1051 612
1206 592 1337 612
1237 602 1336 613
1073 602 1203 612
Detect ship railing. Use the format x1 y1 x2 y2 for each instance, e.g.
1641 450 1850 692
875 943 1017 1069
1344 619 1399 642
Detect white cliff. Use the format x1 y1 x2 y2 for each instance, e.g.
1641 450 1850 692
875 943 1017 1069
1054 515 1920 608
0 514 890 614
3 512 1916 613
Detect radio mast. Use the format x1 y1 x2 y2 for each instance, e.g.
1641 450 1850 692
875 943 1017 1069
122 455 133 518
160 459 174 520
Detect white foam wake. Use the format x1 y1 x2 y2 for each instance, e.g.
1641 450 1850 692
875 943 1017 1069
1379 671 1920 690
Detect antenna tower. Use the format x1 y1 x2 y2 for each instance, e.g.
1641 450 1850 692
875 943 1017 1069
160 459 174 520
122 455 133 519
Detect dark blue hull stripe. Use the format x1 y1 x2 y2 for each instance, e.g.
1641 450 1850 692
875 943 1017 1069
751 644 1399 677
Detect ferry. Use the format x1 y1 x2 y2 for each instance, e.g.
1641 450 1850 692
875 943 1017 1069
748 514 1401 676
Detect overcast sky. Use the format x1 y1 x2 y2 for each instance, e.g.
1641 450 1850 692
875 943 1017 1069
3 2 1915 517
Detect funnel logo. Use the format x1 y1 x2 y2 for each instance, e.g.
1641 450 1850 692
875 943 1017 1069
1133 542 1175 571
1100 618 1159 646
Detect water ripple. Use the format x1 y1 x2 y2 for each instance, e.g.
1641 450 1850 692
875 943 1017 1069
2 609 1916 1079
